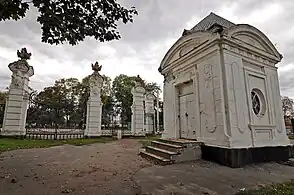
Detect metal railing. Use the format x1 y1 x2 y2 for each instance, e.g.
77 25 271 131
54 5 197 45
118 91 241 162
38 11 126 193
26 128 84 140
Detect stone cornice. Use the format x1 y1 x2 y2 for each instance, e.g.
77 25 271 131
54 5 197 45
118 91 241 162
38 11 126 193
220 37 279 66
161 37 220 75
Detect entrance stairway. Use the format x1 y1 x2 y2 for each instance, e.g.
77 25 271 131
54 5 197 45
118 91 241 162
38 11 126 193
139 138 202 165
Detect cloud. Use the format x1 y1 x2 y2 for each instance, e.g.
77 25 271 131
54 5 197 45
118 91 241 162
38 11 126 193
0 0 294 99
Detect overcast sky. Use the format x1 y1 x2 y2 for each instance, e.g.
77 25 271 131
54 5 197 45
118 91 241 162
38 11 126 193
0 0 294 97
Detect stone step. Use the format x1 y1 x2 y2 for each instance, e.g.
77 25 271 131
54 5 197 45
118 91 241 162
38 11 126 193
158 138 202 147
139 149 172 165
151 140 184 153
146 146 178 159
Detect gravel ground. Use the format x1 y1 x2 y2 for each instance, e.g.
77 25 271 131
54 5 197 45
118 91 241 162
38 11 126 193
0 139 151 195
1 138 294 195
134 160 294 195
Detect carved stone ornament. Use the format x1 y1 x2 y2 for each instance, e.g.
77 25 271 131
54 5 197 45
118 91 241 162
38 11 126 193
11 71 24 88
204 118 217 133
17 48 31 60
163 71 174 83
89 75 103 96
204 64 212 88
134 75 143 87
8 48 34 89
91 61 102 74
89 62 104 97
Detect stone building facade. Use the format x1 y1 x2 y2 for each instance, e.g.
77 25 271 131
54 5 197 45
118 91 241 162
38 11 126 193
159 13 291 167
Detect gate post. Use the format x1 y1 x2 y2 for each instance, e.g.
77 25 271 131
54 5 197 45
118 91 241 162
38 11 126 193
1 48 34 137
131 76 146 136
145 93 156 134
85 62 103 137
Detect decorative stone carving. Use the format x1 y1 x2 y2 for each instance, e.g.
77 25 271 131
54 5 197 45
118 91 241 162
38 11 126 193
8 48 34 90
2 48 34 136
91 61 102 72
204 64 212 88
163 71 174 83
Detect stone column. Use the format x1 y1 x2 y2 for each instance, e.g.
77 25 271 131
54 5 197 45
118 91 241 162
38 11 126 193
85 62 103 137
156 92 160 134
145 93 156 134
117 130 122 140
131 78 146 136
2 48 34 136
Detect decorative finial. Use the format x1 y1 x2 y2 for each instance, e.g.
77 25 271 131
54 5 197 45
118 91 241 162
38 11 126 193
135 75 141 80
134 75 143 86
17 48 31 60
91 61 102 73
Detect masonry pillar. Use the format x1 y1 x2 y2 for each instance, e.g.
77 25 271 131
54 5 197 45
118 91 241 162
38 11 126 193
85 62 103 137
2 48 34 136
131 77 146 136
145 93 156 134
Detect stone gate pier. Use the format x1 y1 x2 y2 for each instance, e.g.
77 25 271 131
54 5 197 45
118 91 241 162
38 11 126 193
131 76 146 136
145 93 156 134
85 62 103 137
2 48 34 136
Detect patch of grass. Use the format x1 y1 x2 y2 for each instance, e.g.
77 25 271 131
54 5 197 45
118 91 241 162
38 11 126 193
0 137 115 153
289 135 294 140
235 180 294 195
63 137 115 146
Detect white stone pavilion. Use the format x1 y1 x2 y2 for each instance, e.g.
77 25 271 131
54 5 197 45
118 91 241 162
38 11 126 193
158 12 292 167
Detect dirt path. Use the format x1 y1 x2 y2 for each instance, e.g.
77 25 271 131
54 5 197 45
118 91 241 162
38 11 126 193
0 139 151 195
1 139 294 195
134 160 294 195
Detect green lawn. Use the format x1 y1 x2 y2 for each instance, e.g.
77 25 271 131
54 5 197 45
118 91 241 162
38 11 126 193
235 180 294 195
289 135 294 140
0 135 159 153
0 137 115 153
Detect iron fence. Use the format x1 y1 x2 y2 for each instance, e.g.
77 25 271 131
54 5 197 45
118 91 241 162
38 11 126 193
25 128 84 140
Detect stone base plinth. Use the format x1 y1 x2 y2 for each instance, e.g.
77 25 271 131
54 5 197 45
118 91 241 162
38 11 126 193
201 145 294 168
133 132 146 137
1 130 26 137
84 133 101 138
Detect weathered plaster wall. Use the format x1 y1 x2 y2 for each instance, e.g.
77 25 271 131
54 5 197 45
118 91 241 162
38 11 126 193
223 52 252 148
162 79 177 139
223 50 290 148
197 51 229 147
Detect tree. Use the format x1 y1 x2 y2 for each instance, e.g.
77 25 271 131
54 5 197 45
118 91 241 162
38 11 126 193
112 74 135 126
0 0 138 45
112 74 162 126
282 96 294 118
101 75 112 97
27 78 81 128
0 91 7 127
145 82 161 95
101 95 115 127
